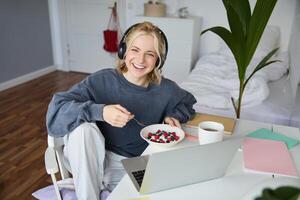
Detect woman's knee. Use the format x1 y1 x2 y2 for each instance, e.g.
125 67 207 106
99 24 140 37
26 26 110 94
68 122 105 146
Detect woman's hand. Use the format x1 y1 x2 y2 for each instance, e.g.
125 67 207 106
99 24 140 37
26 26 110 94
103 104 134 127
164 117 181 129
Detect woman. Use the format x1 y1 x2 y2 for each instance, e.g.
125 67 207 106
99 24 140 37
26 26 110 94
46 21 196 200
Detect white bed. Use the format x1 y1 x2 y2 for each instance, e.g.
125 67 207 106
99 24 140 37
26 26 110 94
180 25 300 128
290 90 300 128
187 74 295 126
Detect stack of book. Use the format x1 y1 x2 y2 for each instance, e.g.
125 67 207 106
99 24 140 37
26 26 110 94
243 128 300 178
185 113 236 135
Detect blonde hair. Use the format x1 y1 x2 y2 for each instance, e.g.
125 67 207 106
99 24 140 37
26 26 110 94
116 21 167 84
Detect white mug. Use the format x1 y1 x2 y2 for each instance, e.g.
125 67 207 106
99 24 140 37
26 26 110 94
198 121 224 145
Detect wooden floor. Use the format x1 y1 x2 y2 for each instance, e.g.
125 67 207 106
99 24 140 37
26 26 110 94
0 71 88 199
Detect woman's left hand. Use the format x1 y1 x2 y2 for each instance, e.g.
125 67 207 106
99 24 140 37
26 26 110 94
164 117 181 129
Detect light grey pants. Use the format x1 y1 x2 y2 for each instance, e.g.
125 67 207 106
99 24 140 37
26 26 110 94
63 122 126 200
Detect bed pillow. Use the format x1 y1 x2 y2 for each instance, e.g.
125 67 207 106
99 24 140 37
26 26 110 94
218 25 281 59
252 51 289 81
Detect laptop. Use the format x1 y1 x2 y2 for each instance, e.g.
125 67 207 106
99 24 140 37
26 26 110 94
121 138 242 194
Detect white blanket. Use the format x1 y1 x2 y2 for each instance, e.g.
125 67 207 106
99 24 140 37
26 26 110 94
180 52 288 109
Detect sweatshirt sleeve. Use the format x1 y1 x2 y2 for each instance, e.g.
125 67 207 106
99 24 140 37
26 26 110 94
164 83 197 123
46 76 104 137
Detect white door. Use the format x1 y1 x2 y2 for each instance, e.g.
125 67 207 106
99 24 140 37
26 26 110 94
63 0 119 73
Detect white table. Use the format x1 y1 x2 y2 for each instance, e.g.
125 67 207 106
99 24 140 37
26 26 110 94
108 119 300 200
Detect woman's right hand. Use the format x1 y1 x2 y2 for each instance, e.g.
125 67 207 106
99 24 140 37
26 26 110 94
103 104 134 127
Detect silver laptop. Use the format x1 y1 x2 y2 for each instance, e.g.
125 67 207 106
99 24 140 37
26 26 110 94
121 138 242 194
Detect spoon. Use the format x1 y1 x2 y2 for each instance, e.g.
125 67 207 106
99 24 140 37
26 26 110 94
132 117 147 127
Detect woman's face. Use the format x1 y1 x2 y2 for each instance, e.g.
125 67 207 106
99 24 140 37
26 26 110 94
124 34 158 85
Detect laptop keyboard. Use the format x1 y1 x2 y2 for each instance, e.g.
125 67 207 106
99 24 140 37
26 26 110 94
132 170 145 187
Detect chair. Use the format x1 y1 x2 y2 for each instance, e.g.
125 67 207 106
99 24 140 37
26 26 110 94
44 135 74 200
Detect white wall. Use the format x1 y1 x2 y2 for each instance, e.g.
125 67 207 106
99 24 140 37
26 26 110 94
125 0 296 56
288 0 300 97
0 0 54 83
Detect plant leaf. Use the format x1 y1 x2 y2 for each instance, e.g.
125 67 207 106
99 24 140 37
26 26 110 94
244 48 279 88
245 0 277 66
201 27 243 78
274 186 300 200
230 96 238 116
222 0 252 81
201 27 238 58
201 0 278 119
256 186 300 200
223 0 251 36
222 0 247 75
222 0 245 43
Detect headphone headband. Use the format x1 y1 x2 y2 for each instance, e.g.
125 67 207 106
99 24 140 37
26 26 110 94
118 22 168 70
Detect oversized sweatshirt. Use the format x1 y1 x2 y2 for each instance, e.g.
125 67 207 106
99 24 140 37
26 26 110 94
46 69 196 157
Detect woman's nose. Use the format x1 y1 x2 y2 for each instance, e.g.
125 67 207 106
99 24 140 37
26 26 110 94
137 53 145 63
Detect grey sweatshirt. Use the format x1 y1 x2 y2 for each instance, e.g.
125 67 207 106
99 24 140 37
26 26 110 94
46 69 196 157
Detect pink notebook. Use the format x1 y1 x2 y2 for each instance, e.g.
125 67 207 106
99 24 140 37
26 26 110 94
243 138 299 178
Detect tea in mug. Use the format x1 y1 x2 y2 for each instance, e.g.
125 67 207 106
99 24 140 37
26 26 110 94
203 128 218 131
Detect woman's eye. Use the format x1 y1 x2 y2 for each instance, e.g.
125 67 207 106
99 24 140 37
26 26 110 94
146 53 155 57
131 49 138 52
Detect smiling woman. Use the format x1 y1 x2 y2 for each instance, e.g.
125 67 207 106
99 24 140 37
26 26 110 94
117 21 168 85
123 34 158 87
46 21 196 199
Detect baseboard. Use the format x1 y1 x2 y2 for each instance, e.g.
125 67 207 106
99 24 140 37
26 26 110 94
0 65 57 92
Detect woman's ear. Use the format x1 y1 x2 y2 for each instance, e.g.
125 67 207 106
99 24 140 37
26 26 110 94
155 57 160 67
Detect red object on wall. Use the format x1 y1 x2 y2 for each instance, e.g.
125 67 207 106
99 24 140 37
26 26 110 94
103 30 118 52
103 3 119 53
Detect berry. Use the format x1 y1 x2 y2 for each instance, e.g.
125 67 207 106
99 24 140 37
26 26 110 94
147 129 180 144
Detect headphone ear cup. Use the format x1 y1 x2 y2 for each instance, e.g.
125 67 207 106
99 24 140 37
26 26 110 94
157 58 165 70
118 42 126 59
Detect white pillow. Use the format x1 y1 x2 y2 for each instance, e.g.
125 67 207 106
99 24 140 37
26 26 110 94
245 51 289 82
218 25 281 59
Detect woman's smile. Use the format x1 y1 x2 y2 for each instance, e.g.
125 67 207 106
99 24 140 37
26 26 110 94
132 63 146 70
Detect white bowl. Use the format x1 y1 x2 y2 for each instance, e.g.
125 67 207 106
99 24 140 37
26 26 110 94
140 124 185 148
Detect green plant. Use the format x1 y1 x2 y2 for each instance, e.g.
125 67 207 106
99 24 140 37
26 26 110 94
201 0 279 118
256 186 300 200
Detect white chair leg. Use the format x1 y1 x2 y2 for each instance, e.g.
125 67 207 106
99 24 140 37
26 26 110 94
45 147 63 200
51 173 62 200
56 148 70 179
